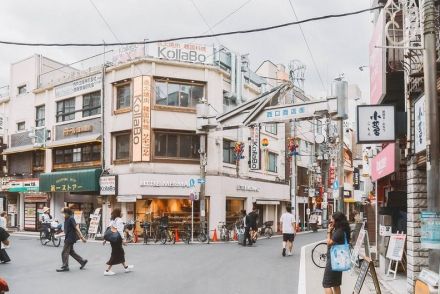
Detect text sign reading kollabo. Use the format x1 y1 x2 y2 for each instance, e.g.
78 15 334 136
149 42 214 65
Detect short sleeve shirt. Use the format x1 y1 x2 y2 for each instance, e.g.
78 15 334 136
64 216 78 244
280 212 295 234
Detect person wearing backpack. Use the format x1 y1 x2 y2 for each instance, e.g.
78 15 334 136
322 212 351 294
103 208 134 276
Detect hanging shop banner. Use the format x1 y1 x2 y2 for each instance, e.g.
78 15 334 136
99 175 117 196
353 168 360 190
147 42 214 65
357 105 395 143
421 211 440 249
250 125 260 170
386 233 406 261
370 143 396 182
369 10 386 105
132 76 151 162
54 73 102 98
414 95 426 153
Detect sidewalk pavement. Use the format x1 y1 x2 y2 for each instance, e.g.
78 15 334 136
299 239 405 294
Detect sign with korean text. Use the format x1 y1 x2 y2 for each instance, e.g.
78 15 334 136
386 233 406 261
369 10 385 105
63 125 93 137
112 44 145 65
132 76 151 162
148 42 214 65
414 95 426 153
99 175 117 195
250 125 260 170
357 105 395 143
54 73 102 98
353 168 360 190
370 143 396 181
421 211 440 249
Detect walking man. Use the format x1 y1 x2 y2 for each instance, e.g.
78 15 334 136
280 206 295 256
56 207 88 272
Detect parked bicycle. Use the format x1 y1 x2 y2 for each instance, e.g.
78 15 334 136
218 222 230 241
257 221 274 239
39 220 62 247
139 220 160 244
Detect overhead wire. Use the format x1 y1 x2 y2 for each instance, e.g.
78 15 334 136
0 6 383 47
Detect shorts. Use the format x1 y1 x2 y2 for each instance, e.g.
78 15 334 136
283 233 295 242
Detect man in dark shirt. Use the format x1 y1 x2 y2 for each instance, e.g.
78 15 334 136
56 207 87 272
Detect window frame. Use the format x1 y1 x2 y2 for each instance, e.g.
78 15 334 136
153 130 200 161
56 98 76 122
82 91 101 117
264 123 277 135
35 105 45 127
154 79 204 109
114 132 131 162
53 143 101 165
115 82 132 111
17 121 25 132
17 84 27 95
267 151 278 173
222 139 236 165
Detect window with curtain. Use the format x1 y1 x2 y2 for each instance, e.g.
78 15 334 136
154 131 199 160
56 98 75 122
83 91 101 117
154 80 204 108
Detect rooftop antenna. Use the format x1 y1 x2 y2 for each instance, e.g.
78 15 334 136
288 59 306 91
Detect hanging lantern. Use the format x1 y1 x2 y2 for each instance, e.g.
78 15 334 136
261 138 269 147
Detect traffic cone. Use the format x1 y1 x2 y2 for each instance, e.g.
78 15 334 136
174 228 180 242
212 228 218 242
233 230 238 241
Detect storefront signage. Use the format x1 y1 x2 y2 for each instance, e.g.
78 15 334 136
112 44 145 65
414 95 426 153
379 225 392 237
54 73 102 98
148 42 214 65
236 185 260 192
343 190 352 198
140 180 189 188
132 76 151 162
39 169 101 192
386 233 406 261
24 193 48 203
88 211 101 234
250 125 260 170
371 143 396 182
100 175 117 195
353 168 360 190
8 179 39 192
63 125 93 137
357 105 395 143
117 196 138 202
369 10 386 105
421 211 440 249
328 162 335 187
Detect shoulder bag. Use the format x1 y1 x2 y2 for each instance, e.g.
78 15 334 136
330 232 352 272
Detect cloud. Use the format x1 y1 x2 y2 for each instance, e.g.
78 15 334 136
0 0 372 100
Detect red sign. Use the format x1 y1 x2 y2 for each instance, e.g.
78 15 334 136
371 143 396 181
328 162 335 186
369 11 385 105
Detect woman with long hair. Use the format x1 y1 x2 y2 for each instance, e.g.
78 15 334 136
103 208 134 276
322 211 351 294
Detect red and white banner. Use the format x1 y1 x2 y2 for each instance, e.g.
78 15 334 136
371 143 396 181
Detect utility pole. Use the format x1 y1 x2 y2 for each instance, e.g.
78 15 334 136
199 133 207 234
291 119 298 227
423 0 440 270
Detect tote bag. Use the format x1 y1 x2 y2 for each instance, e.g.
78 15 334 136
104 226 121 243
330 233 352 272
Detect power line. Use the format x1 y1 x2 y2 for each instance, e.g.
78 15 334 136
88 0 120 42
190 0 222 45
287 0 326 93
0 6 382 47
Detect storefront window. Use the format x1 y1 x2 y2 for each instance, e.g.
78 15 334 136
226 198 244 228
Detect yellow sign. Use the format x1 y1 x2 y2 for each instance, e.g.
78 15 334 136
63 125 93 136
132 76 151 162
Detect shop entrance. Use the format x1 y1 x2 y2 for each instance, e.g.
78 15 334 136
24 202 46 231
226 198 245 229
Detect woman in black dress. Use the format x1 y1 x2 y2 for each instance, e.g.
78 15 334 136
103 209 134 276
322 212 351 294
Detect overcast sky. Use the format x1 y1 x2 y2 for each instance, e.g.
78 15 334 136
0 0 373 100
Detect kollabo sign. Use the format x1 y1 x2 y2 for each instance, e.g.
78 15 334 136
149 42 214 65
100 175 117 195
357 105 395 143
250 125 260 170
132 76 151 162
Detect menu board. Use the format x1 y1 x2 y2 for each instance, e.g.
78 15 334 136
386 234 406 261
353 257 381 294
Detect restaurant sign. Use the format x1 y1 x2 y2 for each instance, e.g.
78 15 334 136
371 143 396 182
140 181 189 188
353 168 360 190
132 76 151 162
99 175 117 196
54 73 102 98
250 125 260 170
63 125 93 137
236 185 260 192
414 95 426 153
148 42 214 65
357 105 395 143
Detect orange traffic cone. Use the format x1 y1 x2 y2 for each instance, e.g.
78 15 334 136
233 230 238 241
174 229 180 242
212 228 218 242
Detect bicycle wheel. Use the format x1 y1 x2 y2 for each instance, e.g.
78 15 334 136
142 230 148 245
312 242 328 268
198 232 207 243
265 228 273 238
225 229 230 241
170 231 176 244
159 230 167 245
52 235 61 247
39 231 46 245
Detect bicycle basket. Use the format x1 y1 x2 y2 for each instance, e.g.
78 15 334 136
264 221 273 227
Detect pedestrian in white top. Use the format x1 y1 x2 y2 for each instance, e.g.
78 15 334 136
103 208 134 276
280 206 296 257
0 212 7 230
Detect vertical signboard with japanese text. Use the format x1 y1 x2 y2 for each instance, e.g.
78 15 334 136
369 11 385 105
353 168 360 190
357 105 395 143
414 95 426 153
132 76 151 162
250 125 260 170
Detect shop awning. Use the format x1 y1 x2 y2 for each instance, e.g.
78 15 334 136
46 135 101 149
39 168 102 192
256 200 281 205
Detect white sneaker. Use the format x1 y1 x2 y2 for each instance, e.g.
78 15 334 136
125 265 134 273
104 270 115 276
288 251 293 256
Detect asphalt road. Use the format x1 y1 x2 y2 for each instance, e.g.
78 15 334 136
1 231 326 294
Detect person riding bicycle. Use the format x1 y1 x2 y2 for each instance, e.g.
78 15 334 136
40 207 53 241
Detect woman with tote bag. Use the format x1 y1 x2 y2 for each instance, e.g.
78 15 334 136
103 208 133 276
322 212 351 294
